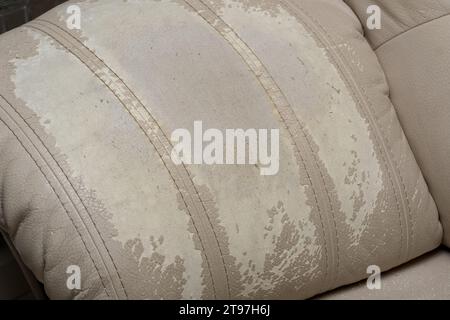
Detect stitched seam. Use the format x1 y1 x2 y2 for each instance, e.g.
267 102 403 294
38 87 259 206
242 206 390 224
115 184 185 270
309 148 340 285
183 0 339 288
28 21 218 299
0 110 110 299
34 19 227 298
2 90 127 298
188 175 231 298
283 1 410 260
371 2 443 246
335 31 414 259
0 96 114 297
0 92 125 298
198 0 337 287
0 167 5 227
288 2 408 258
375 12 450 50
29 19 229 298
359 93 414 256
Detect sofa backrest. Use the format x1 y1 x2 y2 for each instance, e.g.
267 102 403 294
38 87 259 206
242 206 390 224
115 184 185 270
346 0 450 247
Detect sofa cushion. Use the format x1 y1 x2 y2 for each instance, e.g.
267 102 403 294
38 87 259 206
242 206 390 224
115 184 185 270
0 0 442 299
345 0 450 247
344 0 450 50
318 247 450 300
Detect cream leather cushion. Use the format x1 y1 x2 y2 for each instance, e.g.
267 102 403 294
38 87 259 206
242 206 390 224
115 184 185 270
0 0 442 299
319 248 450 300
346 0 450 247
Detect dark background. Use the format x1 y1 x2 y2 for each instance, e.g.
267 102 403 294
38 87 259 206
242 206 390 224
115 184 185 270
0 0 67 34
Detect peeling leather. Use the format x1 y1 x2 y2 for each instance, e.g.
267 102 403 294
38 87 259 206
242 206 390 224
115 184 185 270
0 0 443 299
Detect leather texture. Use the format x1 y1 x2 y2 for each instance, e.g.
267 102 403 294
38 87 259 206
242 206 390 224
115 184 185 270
345 0 450 247
319 247 450 300
0 0 443 299
345 0 450 50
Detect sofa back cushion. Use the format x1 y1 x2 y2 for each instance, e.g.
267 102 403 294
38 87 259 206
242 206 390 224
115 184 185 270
0 0 443 299
346 0 450 247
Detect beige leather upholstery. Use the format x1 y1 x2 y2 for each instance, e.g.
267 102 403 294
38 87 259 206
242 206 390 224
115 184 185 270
318 247 450 300
345 0 450 50
345 0 450 247
0 0 444 299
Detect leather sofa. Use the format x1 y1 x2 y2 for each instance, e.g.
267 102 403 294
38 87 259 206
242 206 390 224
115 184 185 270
0 0 448 299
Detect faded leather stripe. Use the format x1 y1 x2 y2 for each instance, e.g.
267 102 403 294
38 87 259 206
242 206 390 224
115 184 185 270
27 19 230 299
280 0 411 261
182 0 339 288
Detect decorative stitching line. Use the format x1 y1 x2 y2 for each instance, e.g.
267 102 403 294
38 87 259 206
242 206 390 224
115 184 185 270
29 19 230 299
28 19 220 299
0 91 126 298
0 99 111 299
281 0 411 261
2 76 129 296
182 0 339 288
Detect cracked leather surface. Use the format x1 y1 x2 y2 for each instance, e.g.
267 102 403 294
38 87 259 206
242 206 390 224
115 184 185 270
0 0 443 299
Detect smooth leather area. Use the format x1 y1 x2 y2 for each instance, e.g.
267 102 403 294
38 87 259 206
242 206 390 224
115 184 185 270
345 0 450 49
318 247 450 300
